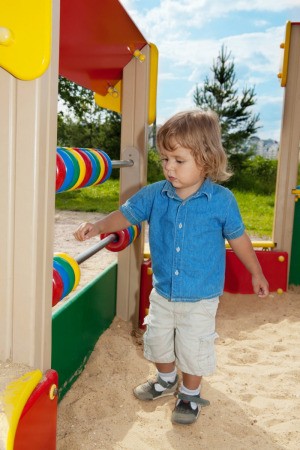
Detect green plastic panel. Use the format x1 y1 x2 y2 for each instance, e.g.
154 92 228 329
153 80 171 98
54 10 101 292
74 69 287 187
289 200 300 285
51 262 117 399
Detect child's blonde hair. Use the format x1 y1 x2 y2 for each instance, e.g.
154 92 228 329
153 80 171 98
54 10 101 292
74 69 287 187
156 109 232 182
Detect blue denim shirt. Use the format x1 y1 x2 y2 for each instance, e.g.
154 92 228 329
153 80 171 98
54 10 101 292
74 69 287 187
120 178 245 302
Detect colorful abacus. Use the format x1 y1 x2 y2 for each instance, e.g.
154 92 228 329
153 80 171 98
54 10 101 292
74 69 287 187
52 224 142 306
56 147 113 192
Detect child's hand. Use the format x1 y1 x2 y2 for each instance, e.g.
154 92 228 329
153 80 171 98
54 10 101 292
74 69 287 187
73 222 99 241
252 274 269 298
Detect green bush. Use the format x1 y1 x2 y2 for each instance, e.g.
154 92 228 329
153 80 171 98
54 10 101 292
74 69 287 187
147 148 164 183
225 155 277 195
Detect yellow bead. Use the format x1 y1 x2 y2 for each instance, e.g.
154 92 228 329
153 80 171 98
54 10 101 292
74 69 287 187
277 288 283 295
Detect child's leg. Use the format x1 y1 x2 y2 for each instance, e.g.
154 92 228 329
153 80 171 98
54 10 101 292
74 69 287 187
181 373 202 390
133 290 178 400
172 298 219 424
156 362 176 373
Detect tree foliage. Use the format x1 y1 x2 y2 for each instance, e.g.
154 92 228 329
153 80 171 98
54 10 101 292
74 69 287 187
193 46 260 155
58 75 97 121
57 76 121 164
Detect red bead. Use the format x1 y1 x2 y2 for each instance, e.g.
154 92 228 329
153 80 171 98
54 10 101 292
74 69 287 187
52 268 64 306
56 153 66 191
101 229 131 252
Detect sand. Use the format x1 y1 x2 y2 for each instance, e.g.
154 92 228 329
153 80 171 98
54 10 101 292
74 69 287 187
53 210 117 297
55 211 300 450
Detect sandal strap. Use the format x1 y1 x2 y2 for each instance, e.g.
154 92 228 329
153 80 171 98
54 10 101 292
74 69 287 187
155 374 178 389
177 392 210 406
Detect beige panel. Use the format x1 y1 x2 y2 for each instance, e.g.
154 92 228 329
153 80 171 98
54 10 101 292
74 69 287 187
0 0 59 370
117 44 150 324
0 72 16 360
273 24 300 258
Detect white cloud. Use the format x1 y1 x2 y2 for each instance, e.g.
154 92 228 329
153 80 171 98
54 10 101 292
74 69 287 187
258 122 281 141
226 0 300 12
222 26 285 74
257 94 284 106
187 68 204 83
154 25 285 87
253 19 269 27
245 76 270 86
120 0 299 42
159 72 183 80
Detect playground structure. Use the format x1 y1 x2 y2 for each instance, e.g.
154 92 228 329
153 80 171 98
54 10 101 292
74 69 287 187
0 0 299 446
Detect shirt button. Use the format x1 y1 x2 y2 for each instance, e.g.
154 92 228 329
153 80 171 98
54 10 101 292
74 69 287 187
179 223 183 229
175 270 179 275
176 247 180 252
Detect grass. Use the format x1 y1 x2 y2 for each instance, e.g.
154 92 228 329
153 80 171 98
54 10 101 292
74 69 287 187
55 180 275 239
55 179 120 213
232 189 274 238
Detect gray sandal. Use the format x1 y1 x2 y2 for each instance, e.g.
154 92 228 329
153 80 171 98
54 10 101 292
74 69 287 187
133 374 179 401
172 392 210 425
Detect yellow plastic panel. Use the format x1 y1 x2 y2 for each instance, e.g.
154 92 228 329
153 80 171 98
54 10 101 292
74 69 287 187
1 370 42 450
148 43 158 125
95 42 158 125
94 80 122 115
225 240 275 249
277 21 291 87
0 0 51 80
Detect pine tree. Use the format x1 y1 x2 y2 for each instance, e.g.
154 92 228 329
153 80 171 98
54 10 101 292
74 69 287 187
193 45 260 155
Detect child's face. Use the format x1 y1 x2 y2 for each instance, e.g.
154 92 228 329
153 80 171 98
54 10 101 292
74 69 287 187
160 143 204 199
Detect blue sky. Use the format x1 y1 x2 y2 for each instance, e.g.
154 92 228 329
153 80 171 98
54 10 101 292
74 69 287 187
120 0 300 140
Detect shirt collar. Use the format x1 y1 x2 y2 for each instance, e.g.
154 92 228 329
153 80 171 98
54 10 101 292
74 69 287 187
161 178 213 201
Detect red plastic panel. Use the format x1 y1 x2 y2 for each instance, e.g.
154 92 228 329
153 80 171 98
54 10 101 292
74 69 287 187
224 250 288 294
59 0 147 94
139 259 152 328
14 369 58 450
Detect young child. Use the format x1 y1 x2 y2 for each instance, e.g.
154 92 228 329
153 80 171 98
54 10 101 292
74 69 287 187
73 109 269 426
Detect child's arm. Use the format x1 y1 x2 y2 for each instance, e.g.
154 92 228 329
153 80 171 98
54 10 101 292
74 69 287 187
73 210 132 242
228 232 269 298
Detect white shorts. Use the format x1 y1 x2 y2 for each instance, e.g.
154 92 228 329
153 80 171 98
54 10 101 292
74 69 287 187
143 289 219 377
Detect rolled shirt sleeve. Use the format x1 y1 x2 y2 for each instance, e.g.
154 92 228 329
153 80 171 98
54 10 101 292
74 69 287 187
222 191 245 241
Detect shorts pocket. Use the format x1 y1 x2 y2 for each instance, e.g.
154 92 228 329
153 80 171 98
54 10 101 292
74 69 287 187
143 317 158 359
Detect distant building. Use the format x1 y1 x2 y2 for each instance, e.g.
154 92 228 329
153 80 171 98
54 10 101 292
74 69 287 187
246 136 279 159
